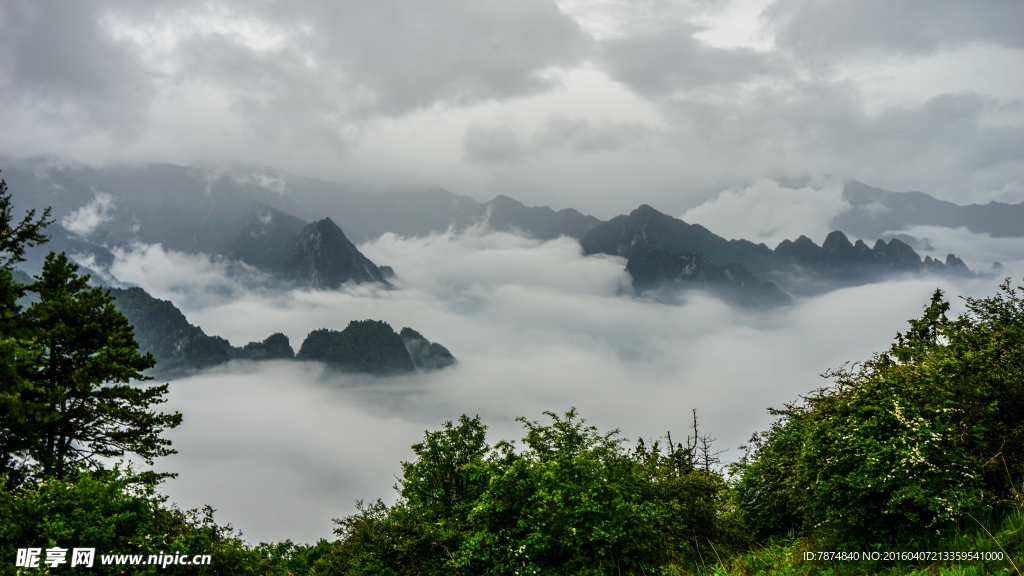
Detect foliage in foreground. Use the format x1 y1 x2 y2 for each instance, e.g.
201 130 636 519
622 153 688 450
0 465 333 575
326 410 736 575
733 279 1024 547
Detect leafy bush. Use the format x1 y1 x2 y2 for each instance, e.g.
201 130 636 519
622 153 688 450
327 410 735 575
733 279 1024 545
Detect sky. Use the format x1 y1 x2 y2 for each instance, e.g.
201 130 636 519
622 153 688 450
2 0 1023 217
3 0 1023 546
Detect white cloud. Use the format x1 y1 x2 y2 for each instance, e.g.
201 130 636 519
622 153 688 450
61 191 115 236
681 178 848 246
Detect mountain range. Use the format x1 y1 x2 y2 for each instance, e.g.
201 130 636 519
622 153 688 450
833 180 1024 240
4 160 1001 306
580 204 974 302
107 285 455 377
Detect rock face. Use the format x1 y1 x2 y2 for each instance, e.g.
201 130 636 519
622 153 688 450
297 320 417 375
400 327 457 371
285 217 390 289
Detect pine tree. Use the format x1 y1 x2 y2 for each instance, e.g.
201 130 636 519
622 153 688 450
22 252 183 479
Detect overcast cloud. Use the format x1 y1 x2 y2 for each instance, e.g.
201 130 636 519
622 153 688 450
2 0 1022 214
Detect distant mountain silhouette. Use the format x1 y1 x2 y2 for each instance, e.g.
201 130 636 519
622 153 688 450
4 162 603 258
231 205 390 288
833 180 1024 239
581 204 778 276
582 204 974 302
232 203 308 270
284 217 390 288
626 247 791 307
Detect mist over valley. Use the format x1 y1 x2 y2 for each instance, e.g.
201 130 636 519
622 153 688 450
5 162 1020 542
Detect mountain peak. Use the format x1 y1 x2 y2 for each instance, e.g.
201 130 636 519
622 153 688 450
286 218 389 289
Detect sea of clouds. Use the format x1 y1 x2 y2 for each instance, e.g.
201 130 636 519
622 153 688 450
104 218 1021 544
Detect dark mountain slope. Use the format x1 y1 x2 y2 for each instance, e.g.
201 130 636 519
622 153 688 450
108 286 235 374
626 248 791 307
580 205 777 276
284 218 390 289
231 203 308 270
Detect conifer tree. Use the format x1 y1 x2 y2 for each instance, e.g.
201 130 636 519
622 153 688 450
22 252 183 479
1 174 181 482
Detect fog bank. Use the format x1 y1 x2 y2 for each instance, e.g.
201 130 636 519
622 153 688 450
108 227 1017 543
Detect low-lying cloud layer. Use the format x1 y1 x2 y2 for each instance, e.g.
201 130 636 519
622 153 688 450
106 226 1019 543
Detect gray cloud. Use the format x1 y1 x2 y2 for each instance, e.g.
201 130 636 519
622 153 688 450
465 115 654 164
1 0 1021 226
766 0 1024 62
599 25 781 95
681 178 847 246
655 86 1024 206
534 115 652 153
0 0 155 138
463 122 525 163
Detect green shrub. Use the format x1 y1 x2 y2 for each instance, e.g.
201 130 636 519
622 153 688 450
327 410 735 575
733 279 1024 545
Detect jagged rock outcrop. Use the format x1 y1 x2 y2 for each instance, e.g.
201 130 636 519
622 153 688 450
580 205 787 306
582 204 974 303
773 231 971 280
